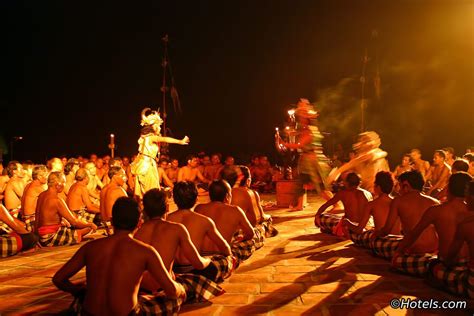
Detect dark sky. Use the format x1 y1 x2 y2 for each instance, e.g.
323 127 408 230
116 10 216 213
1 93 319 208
2 1 473 167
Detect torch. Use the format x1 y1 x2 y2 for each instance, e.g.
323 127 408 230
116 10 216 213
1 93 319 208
108 134 115 158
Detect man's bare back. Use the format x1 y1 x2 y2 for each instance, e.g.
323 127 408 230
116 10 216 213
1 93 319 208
100 184 126 221
21 181 46 217
384 191 439 253
195 201 254 246
168 210 221 259
4 178 25 210
231 187 261 226
54 233 182 315
67 182 99 213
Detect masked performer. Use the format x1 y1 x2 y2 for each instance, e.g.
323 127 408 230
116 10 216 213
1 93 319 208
131 108 189 199
327 131 389 193
278 99 331 210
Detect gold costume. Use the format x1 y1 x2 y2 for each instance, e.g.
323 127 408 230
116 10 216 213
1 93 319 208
131 134 161 198
130 108 163 198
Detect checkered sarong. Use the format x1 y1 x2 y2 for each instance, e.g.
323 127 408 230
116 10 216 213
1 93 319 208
260 216 278 238
23 215 35 232
392 253 436 277
349 230 374 249
0 221 13 234
0 232 20 258
74 210 97 224
318 214 342 234
202 255 236 283
176 273 225 302
231 227 265 264
138 293 183 315
39 226 78 247
369 234 403 259
428 260 474 298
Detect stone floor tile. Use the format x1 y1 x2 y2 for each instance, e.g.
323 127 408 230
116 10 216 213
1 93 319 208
221 283 260 294
260 282 305 294
208 293 250 305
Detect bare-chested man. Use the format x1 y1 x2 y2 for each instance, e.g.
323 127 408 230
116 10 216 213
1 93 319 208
315 172 372 236
426 181 474 298
203 154 223 182
84 162 103 203
36 172 96 246
167 181 231 262
64 159 80 195
20 165 48 231
393 154 413 178
67 168 100 223
0 204 38 257
4 161 27 214
443 147 456 167
158 158 174 188
195 179 255 248
396 172 473 260
53 197 186 315
223 166 277 236
177 155 210 187
375 170 439 254
410 148 430 180
48 157 64 172
425 150 451 198
345 171 400 235
135 189 211 290
100 166 127 222
166 158 180 184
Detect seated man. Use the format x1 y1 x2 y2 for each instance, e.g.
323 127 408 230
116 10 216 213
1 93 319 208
203 154 223 182
410 148 431 181
53 197 188 315
158 158 174 189
178 155 210 190
135 189 231 288
394 172 473 277
345 171 400 248
100 166 128 235
225 165 278 238
428 180 474 298
84 162 103 203
67 168 101 224
373 170 439 259
251 156 273 193
20 165 48 231
36 172 96 247
0 204 38 257
4 161 27 217
167 182 232 264
425 150 451 198
166 158 180 184
196 179 258 265
315 172 372 237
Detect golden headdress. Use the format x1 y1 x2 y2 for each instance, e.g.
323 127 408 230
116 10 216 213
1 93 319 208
295 98 318 119
140 108 163 126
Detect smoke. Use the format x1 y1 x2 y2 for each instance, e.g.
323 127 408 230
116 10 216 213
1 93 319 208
314 51 473 166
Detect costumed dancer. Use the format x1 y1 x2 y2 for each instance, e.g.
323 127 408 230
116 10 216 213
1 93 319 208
131 108 189 199
327 131 389 193
278 98 331 210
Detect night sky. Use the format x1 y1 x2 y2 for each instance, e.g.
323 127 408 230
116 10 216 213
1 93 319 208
2 1 473 167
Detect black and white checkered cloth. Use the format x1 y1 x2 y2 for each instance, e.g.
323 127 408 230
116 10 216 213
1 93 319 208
39 226 78 247
349 230 374 249
0 231 20 258
391 252 436 277
428 259 474 298
369 234 403 259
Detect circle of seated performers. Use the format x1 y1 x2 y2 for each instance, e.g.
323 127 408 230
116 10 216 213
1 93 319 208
1 146 474 307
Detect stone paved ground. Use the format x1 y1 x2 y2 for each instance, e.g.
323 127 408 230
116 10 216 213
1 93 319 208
1 194 473 315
